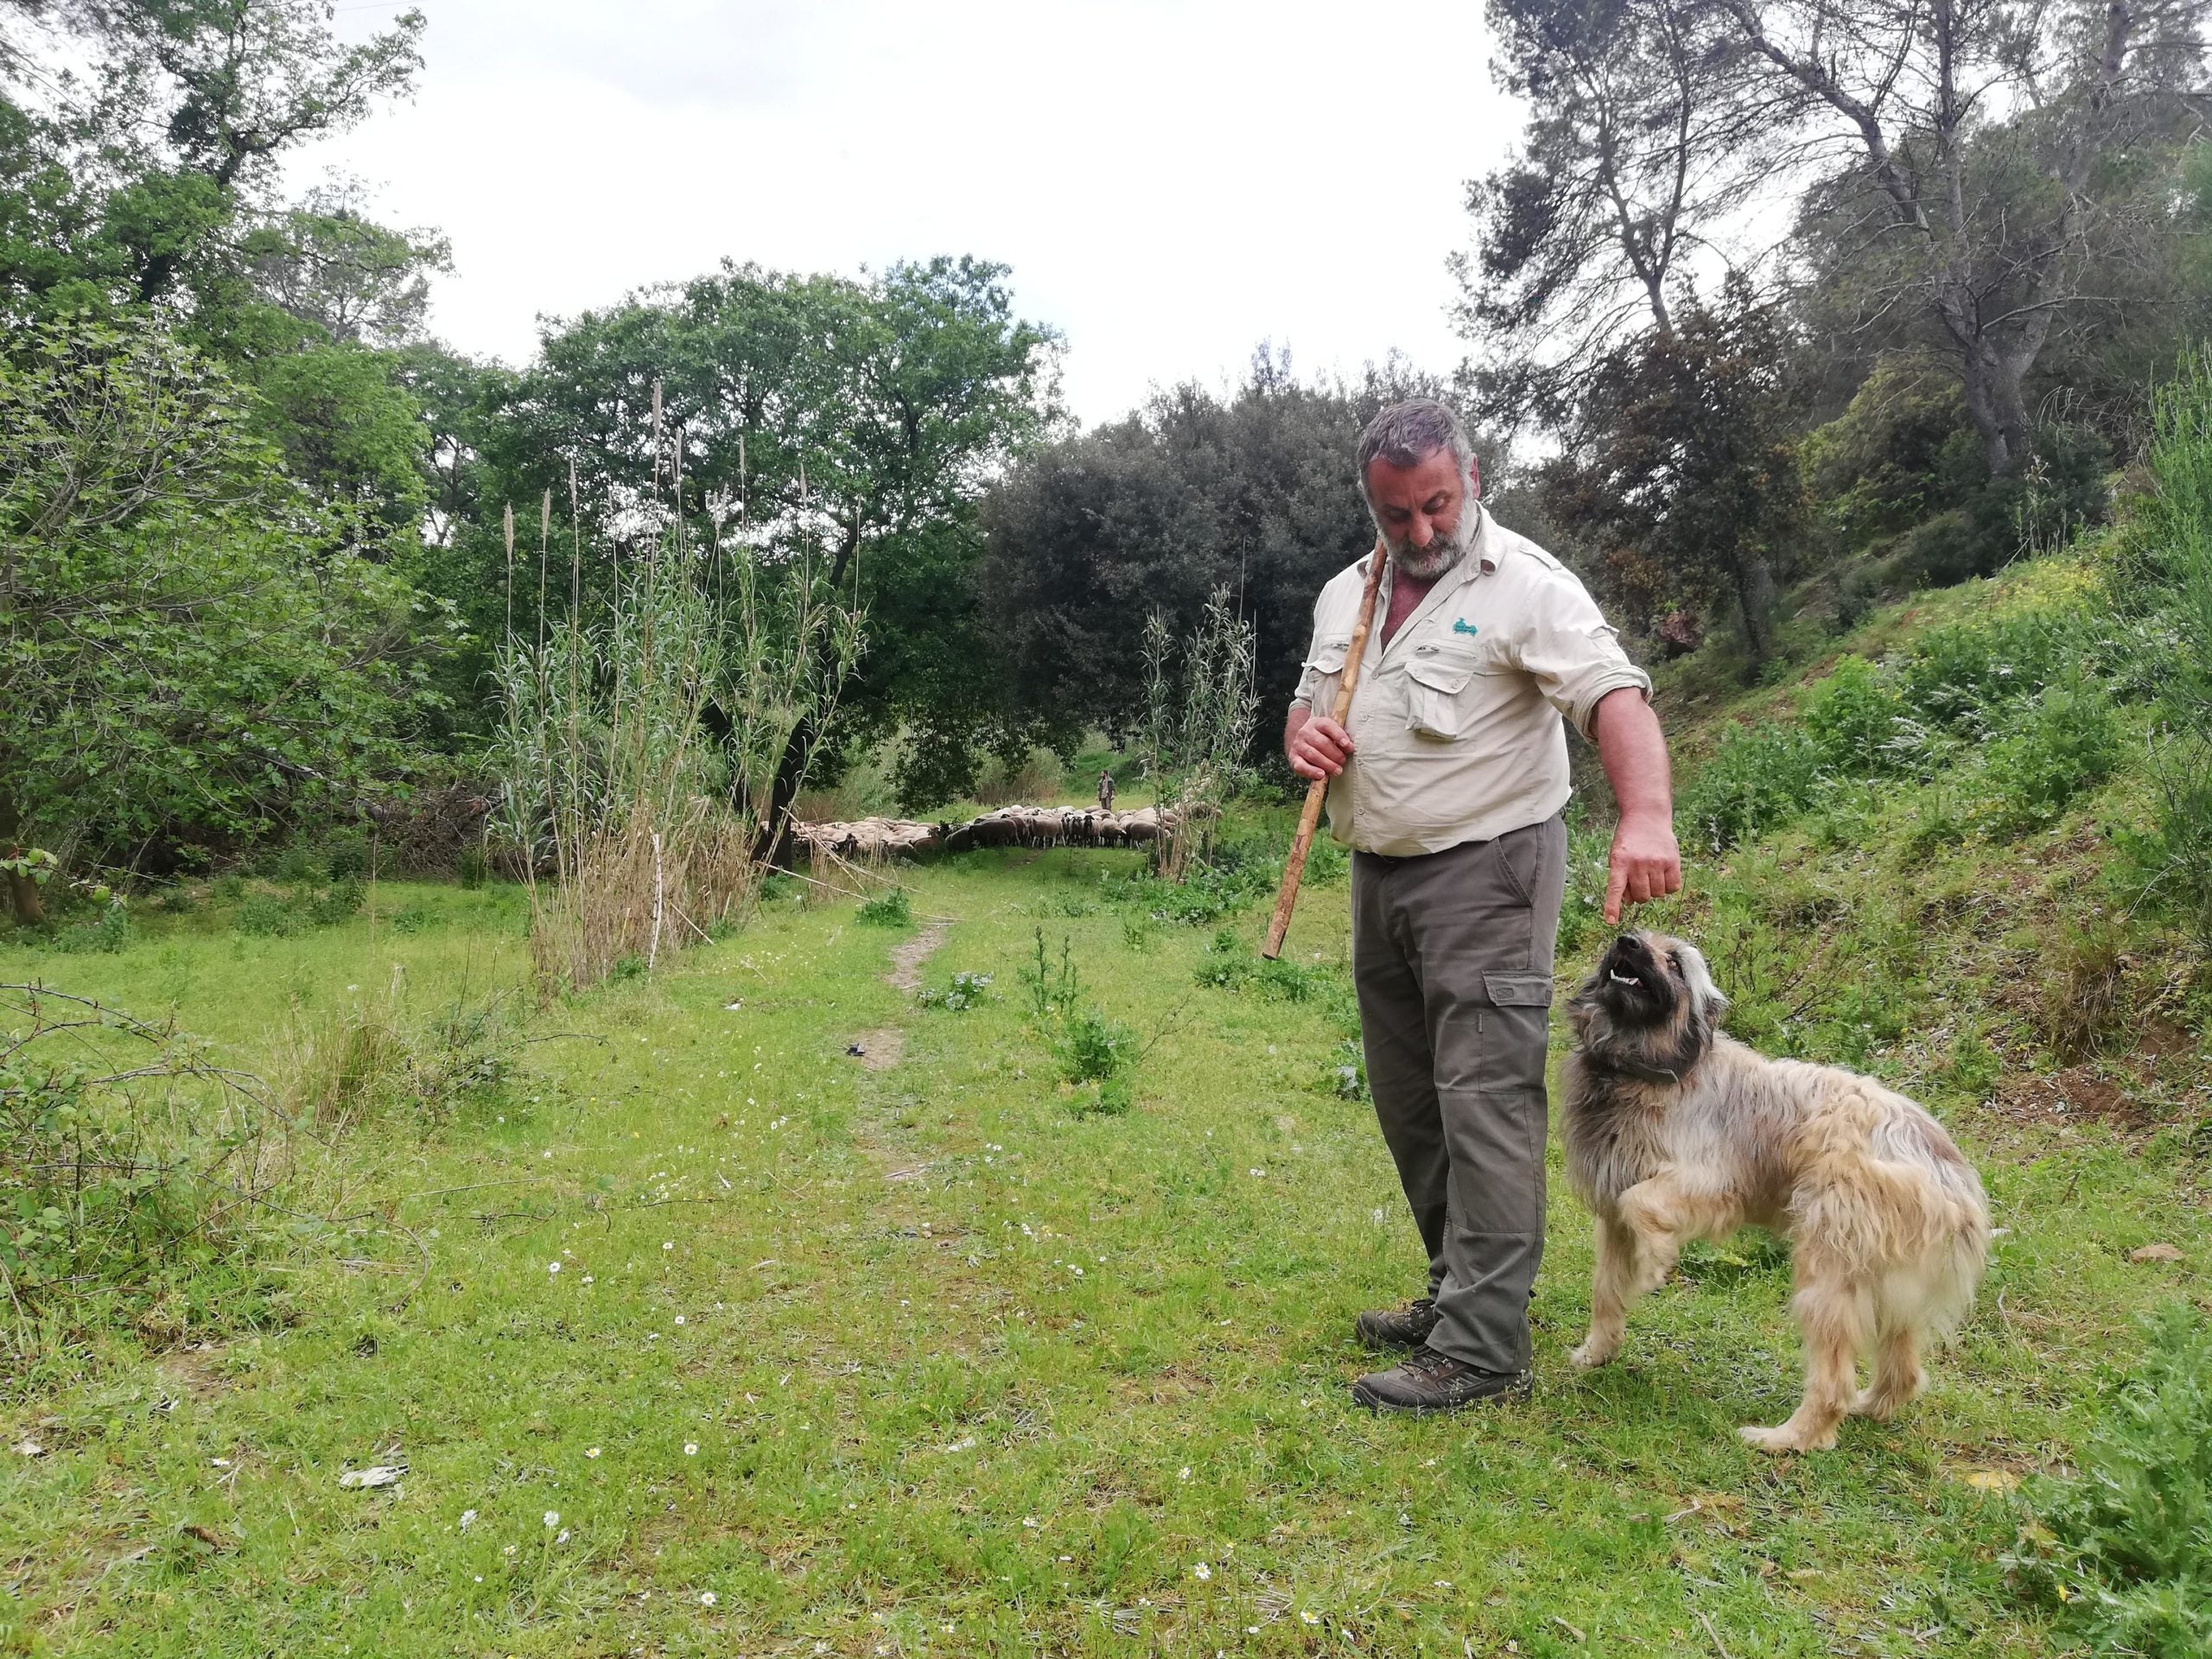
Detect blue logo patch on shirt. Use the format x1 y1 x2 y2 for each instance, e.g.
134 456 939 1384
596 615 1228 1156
1452 619 1480 637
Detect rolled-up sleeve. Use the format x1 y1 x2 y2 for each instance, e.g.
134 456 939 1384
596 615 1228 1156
1289 590 1337 713
1519 569 1652 739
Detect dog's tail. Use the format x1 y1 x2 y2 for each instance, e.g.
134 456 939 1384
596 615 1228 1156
1793 1107 1990 1342
1869 1112 1990 1342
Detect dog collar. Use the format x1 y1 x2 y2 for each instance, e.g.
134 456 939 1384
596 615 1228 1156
1582 1051 1682 1087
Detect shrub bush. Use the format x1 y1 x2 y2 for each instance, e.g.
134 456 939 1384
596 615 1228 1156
2006 1306 2212 1655
2127 348 2212 952
307 878 365 927
1019 929 1135 1112
1985 671 2123 834
276 980 516 1129
51 903 132 954
324 830 370 880
232 889 303 938
1802 655 1916 773
2 985 291 1356
1328 1037 1367 1101
1679 724 1827 851
1054 1005 1132 1088
1899 615 2068 734
2039 918 2132 1059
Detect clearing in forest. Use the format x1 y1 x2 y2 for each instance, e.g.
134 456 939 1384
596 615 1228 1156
3 816 2205 1655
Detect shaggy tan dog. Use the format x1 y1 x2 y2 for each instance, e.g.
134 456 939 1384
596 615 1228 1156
1561 931 1989 1452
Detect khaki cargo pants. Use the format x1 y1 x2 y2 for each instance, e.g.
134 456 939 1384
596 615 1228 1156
1351 815 1567 1373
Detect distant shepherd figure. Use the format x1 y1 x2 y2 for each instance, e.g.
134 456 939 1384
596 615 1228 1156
1096 769 1116 812
1285 397 1682 1414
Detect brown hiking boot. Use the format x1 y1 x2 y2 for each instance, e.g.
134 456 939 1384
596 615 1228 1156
1351 1345 1532 1414
1354 1296 1440 1351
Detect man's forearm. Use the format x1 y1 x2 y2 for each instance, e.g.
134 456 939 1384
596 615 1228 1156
1593 688 1671 823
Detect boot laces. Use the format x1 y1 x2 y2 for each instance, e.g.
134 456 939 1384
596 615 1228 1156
1405 1345 1464 1379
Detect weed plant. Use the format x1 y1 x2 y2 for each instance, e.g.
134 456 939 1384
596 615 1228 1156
0 984 291 1361
2007 1306 2212 1655
1680 724 1827 851
275 971 516 1131
50 903 131 954
1020 928 1135 1111
855 887 912 928
489 445 861 995
1137 586 1259 880
2120 348 2212 951
918 970 991 1011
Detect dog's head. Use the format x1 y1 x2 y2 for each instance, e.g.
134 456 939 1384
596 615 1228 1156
1568 931 1728 1077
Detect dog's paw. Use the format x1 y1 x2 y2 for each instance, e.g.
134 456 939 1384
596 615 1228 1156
1738 1421 1836 1454
1569 1337 1618 1370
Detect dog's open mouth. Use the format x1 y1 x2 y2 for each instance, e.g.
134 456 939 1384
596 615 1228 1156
1609 971 1642 987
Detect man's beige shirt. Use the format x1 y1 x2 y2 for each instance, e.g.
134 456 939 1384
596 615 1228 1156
1290 505 1650 856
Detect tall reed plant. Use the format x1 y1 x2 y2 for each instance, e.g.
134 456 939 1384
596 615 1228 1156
491 499 861 995
1138 586 1259 881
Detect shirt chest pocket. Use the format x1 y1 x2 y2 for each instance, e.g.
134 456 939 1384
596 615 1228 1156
1402 642 1496 740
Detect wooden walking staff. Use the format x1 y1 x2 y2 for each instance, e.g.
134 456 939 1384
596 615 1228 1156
1262 536 1389 959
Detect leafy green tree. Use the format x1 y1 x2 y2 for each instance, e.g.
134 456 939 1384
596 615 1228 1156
1537 288 1807 663
0 318 436 916
1713 0 2207 477
241 178 450 349
979 353 1455 747
245 341 429 550
0 0 425 322
452 256 1060 807
0 2 442 554
1459 0 1783 434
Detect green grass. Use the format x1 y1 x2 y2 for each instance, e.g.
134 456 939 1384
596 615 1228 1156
2 829 2206 1656
5 545 2210 1656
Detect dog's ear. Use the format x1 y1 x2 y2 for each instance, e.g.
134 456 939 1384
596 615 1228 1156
1676 943 1728 1026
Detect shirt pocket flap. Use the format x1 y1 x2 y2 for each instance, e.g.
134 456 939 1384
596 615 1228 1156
1304 633 1351 675
1404 646 1482 695
1483 972 1554 1007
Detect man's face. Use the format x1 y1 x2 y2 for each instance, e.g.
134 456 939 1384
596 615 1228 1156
1365 448 1478 580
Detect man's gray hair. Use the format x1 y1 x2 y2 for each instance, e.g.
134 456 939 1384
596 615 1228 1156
1355 398 1477 505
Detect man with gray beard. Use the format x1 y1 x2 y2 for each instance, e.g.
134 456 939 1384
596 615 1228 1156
1285 398 1681 1412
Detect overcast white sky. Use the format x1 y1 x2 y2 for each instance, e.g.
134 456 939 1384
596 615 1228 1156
295 0 1519 425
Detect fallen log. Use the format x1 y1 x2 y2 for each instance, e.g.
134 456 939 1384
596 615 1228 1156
789 804 1180 862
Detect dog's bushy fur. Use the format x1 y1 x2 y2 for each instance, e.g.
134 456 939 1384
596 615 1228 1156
1563 931 1990 1452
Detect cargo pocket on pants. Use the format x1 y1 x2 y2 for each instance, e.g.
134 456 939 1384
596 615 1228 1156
1477 972 1553 1115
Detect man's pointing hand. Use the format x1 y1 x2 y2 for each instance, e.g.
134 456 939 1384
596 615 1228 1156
1604 811 1681 925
